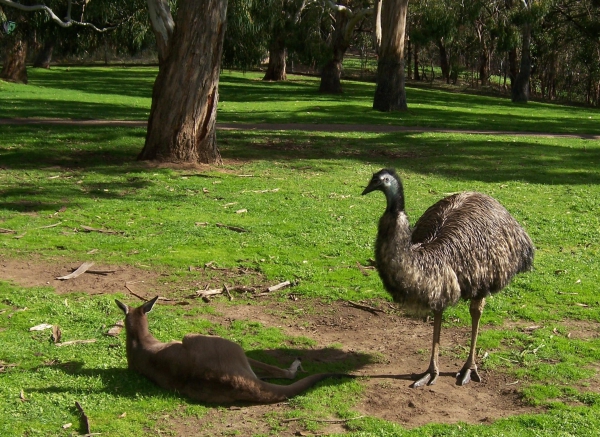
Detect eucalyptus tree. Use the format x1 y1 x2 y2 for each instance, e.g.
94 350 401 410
138 0 227 164
373 0 409 111
319 0 373 93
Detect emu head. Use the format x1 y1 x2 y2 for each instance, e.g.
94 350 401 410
362 168 405 212
115 296 159 334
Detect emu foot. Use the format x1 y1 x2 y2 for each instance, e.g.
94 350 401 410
410 369 438 388
456 366 481 386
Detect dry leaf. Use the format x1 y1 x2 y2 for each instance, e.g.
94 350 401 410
118 412 127 419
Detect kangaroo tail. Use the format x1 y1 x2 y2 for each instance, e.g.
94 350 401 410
253 373 353 403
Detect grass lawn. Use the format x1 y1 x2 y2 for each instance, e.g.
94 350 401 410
1 67 600 436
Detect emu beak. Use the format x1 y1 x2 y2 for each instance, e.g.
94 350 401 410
362 180 379 195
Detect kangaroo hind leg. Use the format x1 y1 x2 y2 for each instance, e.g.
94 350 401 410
247 357 304 380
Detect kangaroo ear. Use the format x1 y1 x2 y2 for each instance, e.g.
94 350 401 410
142 296 160 314
115 299 129 315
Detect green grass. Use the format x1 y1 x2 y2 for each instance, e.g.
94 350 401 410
1 66 600 436
1 67 599 135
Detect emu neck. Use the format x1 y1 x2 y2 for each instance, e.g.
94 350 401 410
384 180 405 214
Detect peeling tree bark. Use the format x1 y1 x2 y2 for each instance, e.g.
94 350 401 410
373 0 409 112
146 0 174 65
138 0 227 164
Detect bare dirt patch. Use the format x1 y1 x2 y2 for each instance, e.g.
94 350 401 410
1 257 547 435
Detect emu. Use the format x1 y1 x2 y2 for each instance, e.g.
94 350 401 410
362 168 534 387
116 297 344 403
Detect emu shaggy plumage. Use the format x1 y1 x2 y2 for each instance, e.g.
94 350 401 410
363 168 534 387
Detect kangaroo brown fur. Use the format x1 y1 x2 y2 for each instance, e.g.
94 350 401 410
116 297 345 403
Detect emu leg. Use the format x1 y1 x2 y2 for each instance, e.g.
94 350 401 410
411 310 443 388
457 297 486 385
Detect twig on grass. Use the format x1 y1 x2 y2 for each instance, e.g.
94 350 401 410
216 223 249 233
125 283 147 301
56 339 96 347
356 261 374 276
80 225 122 234
38 222 62 229
347 300 385 315
0 228 16 234
56 262 95 280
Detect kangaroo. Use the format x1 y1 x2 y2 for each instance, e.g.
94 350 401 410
115 297 346 403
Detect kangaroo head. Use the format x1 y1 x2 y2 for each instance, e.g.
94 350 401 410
115 296 159 335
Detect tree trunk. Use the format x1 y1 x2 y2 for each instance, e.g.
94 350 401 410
414 44 420 80
437 39 450 84
1 36 28 84
319 8 350 94
146 0 175 66
508 47 518 91
33 39 54 68
512 23 531 103
373 0 382 57
138 0 226 164
479 47 489 85
263 35 287 81
373 0 409 112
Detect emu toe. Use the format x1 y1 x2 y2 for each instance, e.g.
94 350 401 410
411 370 438 388
456 366 481 386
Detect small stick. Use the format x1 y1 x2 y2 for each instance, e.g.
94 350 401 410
80 225 121 234
0 228 16 234
224 284 233 301
124 283 147 301
355 261 373 276
38 222 62 229
196 289 223 297
267 281 291 292
347 300 385 315
216 223 249 233
56 339 96 347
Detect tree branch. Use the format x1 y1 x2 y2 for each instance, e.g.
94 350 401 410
0 0 116 32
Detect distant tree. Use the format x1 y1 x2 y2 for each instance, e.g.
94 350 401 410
373 0 409 111
319 0 373 94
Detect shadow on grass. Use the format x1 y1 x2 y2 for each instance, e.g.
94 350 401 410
1 125 599 215
27 346 371 406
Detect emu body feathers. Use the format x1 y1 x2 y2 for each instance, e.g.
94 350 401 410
363 168 534 387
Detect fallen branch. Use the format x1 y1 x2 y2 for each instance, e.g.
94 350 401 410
267 281 291 292
75 401 92 435
56 339 96 347
124 283 148 302
216 223 249 233
0 228 16 234
56 262 95 280
195 289 223 298
347 300 385 315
